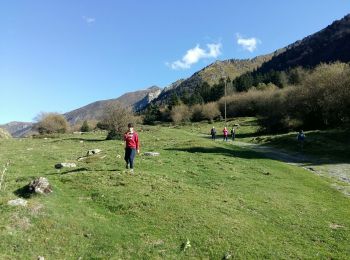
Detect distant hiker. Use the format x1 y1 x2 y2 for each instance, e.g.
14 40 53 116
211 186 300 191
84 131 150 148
124 123 140 173
211 126 217 140
231 127 236 141
223 127 228 142
297 130 305 150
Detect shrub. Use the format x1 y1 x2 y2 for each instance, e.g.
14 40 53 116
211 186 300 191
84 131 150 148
201 102 221 122
35 113 68 134
171 104 191 124
191 104 204 122
101 103 135 140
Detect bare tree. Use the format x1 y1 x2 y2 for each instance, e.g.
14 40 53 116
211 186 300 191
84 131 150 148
35 112 69 134
102 102 135 140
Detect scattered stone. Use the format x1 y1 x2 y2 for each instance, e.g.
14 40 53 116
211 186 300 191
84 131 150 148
26 148 33 151
73 131 83 135
7 198 27 207
116 154 121 159
340 176 350 182
55 162 77 169
77 157 87 162
307 167 315 172
87 149 102 156
329 223 345 229
143 152 160 156
234 123 240 127
80 140 84 143
29 177 52 194
263 171 270 175
38 256 45 260
84 233 92 238
223 252 232 259
182 239 191 251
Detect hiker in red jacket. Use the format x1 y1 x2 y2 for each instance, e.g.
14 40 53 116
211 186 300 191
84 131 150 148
223 127 228 142
124 123 140 173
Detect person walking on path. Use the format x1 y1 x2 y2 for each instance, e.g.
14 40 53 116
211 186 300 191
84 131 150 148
223 127 228 142
297 130 305 150
231 127 235 141
124 123 140 173
210 126 217 140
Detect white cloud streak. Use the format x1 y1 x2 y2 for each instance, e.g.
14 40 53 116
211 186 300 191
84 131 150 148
168 43 222 70
236 34 261 52
82 16 96 24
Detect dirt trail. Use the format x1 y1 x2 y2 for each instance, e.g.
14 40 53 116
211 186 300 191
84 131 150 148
232 141 350 196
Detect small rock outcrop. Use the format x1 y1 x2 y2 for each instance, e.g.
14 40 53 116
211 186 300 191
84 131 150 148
87 149 102 156
29 177 52 194
143 152 160 156
8 198 27 207
55 162 77 169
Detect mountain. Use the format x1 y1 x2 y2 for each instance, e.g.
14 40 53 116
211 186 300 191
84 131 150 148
257 14 350 72
64 86 161 124
153 53 274 104
152 14 350 106
0 122 34 138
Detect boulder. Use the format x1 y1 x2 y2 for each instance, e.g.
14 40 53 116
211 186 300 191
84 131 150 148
143 152 160 156
8 198 27 207
29 177 52 194
87 149 102 156
55 162 77 169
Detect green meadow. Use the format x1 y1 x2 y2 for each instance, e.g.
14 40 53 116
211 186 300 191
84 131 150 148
0 121 349 259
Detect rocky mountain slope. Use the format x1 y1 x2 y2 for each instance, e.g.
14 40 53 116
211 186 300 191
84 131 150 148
257 14 350 72
154 53 274 104
153 14 350 105
64 86 161 124
0 122 34 138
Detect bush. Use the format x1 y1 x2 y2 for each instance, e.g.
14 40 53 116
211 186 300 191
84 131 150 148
170 104 191 124
35 113 68 134
202 102 221 122
101 103 135 140
191 104 204 122
290 62 350 128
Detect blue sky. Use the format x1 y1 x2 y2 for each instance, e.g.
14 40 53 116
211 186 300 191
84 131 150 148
1 0 349 124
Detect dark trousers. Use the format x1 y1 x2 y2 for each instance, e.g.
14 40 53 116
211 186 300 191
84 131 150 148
211 134 216 140
124 147 136 169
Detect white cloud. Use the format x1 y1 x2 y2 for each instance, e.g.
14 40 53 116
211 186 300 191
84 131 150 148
236 34 261 52
168 43 222 70
82 16 96 24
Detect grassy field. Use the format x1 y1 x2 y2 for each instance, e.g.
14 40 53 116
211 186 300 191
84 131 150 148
1 123 350 259
197 117 350 163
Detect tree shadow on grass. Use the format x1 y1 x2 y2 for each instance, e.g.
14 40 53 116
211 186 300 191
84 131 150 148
165 146 267 160
49 137 107 143
46 167 120 175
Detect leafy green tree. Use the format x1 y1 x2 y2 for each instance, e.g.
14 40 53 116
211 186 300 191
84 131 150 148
188 92 204 106
168 93 180 110
80 120 90 132
198 82 211 103
143 104 161 125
